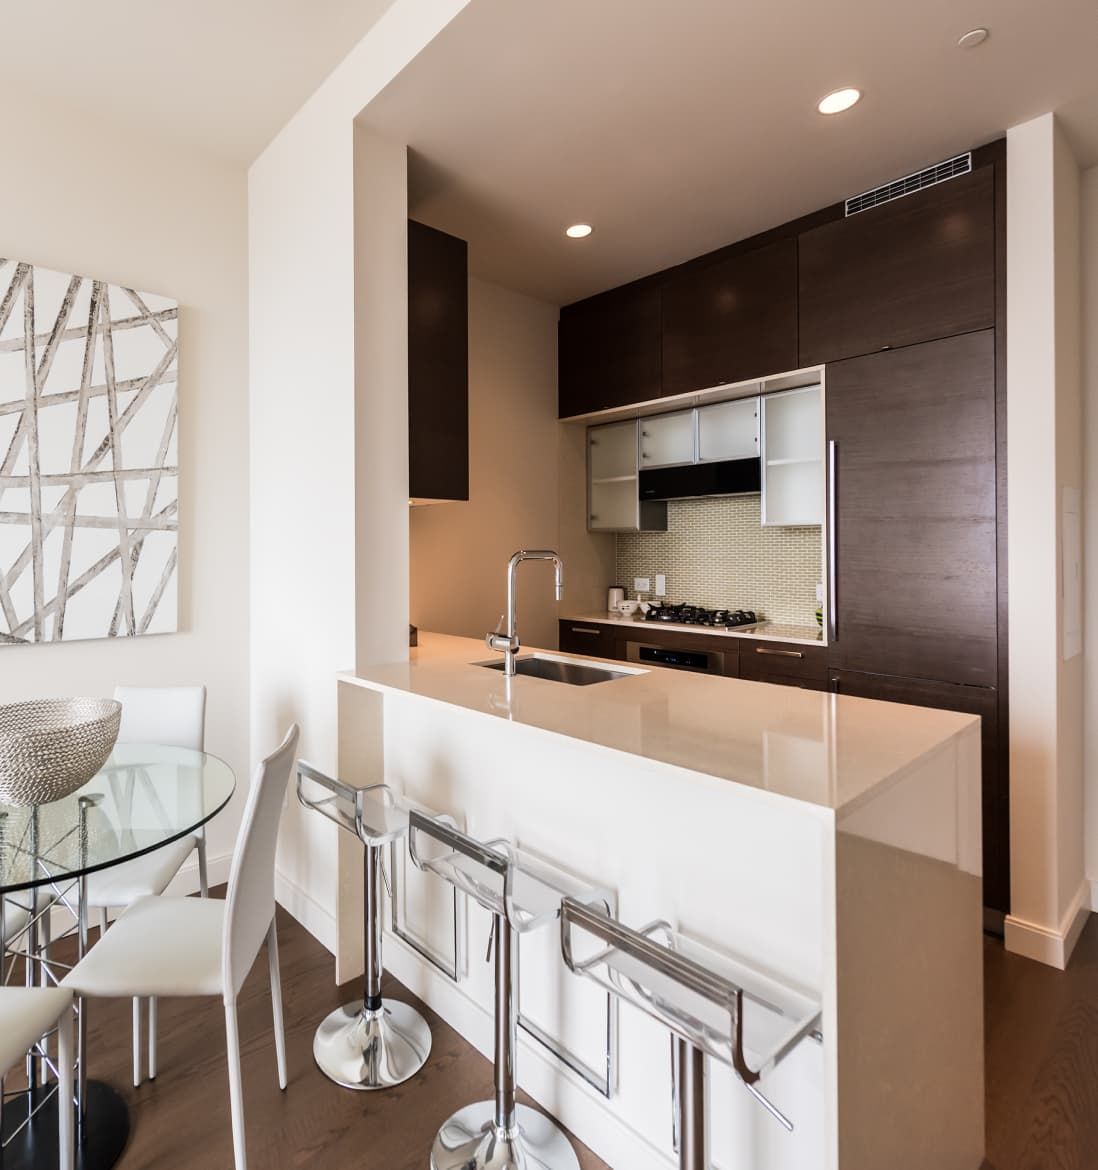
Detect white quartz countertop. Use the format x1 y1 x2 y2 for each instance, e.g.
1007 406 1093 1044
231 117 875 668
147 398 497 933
343 633 979 815
562 612 824 645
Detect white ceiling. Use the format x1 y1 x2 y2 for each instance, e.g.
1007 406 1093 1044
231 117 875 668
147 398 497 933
363 0 1098 306
0 0 398 162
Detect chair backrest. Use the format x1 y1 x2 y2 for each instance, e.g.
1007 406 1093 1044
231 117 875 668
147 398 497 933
221 724 299 999
113 685 207 751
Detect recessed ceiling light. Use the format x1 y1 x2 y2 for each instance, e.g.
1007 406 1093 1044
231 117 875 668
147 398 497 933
817 87 862 116
957 27 989 48
565 223 593 239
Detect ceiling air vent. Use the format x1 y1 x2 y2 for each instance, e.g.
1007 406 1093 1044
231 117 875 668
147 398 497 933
844 152 973 217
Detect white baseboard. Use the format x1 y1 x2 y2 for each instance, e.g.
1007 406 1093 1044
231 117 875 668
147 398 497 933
382 930 675 1170
1005 879 1092 969
274 866 337 956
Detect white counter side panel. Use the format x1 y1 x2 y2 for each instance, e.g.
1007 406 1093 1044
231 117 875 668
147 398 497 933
361 684 833 1170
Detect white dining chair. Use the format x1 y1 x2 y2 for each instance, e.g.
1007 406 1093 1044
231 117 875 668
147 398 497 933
63 724 299 1170
0 987 74 1170
85 684 207 1086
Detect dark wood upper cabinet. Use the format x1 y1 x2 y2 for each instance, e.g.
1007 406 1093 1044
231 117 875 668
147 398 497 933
408 219 468 501
798 167 995 365
558 283 661 418
826 330 997 687
661 238 797 396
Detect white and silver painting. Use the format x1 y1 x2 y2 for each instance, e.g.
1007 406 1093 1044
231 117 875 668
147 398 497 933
0 260 178 646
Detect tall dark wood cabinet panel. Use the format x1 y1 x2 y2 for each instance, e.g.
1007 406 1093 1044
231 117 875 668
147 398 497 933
826 329 998 687
661 238 798 396
558 284 662 418
408 219 469 501
798 166 996 365
830 669 1007 914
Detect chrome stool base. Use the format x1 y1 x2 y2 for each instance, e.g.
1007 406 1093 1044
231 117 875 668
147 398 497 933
313 999 432 1090
430 1102 580 1170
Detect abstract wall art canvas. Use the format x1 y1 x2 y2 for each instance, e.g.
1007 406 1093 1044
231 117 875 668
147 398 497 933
0 259 178 646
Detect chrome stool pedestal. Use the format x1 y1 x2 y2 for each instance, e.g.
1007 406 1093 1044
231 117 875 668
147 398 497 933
409 812 605 1170
561 898 823 1168
297 763 431 1090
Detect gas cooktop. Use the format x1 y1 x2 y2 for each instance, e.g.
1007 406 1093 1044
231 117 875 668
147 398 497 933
644 604 759 629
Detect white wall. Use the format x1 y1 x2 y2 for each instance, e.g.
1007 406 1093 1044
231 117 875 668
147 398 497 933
1006 113 1087 967
1082 165 1098 897
0 96 250 886
249 0 472 950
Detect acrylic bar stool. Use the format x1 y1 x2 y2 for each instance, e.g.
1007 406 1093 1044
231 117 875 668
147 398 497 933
408 810 607 1170
560 897 822 1169
296 762 432 1089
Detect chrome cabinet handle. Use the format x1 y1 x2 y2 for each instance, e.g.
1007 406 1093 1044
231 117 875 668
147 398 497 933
570 627 602 635
755 647 803 659
828 439 838 642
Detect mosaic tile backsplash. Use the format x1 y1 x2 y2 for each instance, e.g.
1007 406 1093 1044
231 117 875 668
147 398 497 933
615 495 822 626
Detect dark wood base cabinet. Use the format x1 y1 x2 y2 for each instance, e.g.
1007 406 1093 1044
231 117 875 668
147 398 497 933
829 669 1007 916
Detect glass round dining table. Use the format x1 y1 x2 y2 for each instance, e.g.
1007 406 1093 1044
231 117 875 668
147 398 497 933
0 743 236 1170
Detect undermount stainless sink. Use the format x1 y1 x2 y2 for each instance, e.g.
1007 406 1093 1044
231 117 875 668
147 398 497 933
476 654 633 686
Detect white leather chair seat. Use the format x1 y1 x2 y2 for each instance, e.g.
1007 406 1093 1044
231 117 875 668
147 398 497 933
0 987 73 1072
84 836 198 909
66 896 226 999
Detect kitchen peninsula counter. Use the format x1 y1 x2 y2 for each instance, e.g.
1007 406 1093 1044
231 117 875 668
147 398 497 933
335 632 985 1170
341 632 973 816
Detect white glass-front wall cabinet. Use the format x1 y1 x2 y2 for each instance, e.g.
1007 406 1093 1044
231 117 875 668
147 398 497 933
638 410 695 468
697 397 759 462
761 385 823 526
588 419 645 531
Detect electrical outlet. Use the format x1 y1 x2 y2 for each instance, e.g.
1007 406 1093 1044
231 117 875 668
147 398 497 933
816 583 824 604
634 577 650 593
655 574 667 596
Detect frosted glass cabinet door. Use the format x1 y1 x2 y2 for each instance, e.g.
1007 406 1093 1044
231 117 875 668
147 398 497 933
639 410 695 468
589 479 638 530
588 419 640 530
761 385 823 526
588 419 638 480
697 397 759 461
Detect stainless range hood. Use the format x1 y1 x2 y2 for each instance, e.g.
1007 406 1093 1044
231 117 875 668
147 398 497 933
639 457 761 502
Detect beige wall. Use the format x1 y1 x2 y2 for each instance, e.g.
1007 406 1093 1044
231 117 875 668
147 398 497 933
410 276 612 651
1006 113 1088 967
1083 164 1098 898
0 97 250 883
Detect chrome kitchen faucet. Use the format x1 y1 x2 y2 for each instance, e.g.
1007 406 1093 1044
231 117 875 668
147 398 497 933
486 550 564 676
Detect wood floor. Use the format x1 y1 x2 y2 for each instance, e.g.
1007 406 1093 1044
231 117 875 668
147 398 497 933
72 901 1098 1169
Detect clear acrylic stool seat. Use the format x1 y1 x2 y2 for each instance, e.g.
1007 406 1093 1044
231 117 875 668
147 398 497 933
560 897 822 1168
296 762 432 1090
408 811 608 1170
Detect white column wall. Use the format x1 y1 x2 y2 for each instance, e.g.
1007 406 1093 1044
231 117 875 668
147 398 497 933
1006 113 1088 966
1082 165 1098 899
249 0 472 946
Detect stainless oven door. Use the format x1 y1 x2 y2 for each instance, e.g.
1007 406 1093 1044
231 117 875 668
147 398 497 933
625 641 725 675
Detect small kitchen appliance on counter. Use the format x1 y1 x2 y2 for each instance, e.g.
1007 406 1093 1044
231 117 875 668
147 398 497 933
606 586 626 613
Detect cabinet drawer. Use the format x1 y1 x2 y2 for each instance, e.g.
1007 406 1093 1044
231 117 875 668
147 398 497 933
739 640 828 682
558 622 619 658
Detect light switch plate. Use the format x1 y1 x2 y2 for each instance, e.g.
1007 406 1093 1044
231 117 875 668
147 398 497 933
634 577 650 593
655 574 667 596
816 583 824 604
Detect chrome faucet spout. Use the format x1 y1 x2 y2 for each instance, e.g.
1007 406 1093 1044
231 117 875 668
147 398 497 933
486 550 565 676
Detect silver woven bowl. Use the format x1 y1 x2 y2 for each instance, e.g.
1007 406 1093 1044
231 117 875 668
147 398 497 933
0 698 122 806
